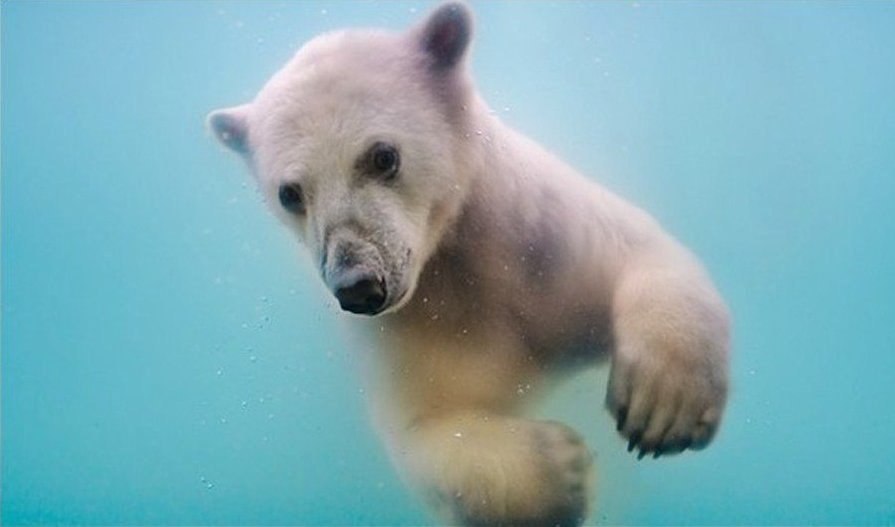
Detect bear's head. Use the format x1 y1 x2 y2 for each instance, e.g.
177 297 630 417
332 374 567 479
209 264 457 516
208 3 478 316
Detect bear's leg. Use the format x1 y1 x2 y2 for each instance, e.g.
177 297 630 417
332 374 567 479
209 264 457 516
605 261 730 458
397 411 593 527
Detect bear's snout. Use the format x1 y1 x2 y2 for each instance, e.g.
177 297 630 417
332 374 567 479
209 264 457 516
332 268 387 315
322 233 389 315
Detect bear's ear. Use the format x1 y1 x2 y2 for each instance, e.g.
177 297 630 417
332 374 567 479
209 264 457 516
417 2 473 72
207 104 251 155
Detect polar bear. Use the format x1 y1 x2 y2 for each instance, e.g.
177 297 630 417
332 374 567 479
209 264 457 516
207 3 730 525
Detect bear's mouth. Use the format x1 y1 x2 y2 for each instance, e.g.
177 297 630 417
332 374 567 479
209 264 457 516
377 286 410 316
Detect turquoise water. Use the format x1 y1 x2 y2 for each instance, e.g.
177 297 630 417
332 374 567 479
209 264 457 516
3 1 895 525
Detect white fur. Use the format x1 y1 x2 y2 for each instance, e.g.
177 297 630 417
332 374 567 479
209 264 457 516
209 4 730 525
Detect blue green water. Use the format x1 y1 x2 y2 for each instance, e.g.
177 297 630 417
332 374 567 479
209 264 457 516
3 1 894 525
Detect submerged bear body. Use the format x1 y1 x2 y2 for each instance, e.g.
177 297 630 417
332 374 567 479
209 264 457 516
209 4 730 525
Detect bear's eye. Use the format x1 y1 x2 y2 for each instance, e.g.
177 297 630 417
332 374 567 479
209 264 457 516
368 142 400 179
278 183 306 214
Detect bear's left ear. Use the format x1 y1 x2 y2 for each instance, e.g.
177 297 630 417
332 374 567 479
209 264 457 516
416 2 473 72
207 104 251 155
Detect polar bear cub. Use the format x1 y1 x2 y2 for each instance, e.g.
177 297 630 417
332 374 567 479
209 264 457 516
208 3 730 525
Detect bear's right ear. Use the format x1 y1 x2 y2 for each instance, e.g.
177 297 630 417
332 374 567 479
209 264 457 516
207 104 251 155
416 2 473 72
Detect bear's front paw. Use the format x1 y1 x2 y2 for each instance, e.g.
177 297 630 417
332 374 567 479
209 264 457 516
606 347 728 459
447 420 592 527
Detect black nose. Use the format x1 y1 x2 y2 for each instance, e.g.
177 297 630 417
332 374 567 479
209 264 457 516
334 273 387 315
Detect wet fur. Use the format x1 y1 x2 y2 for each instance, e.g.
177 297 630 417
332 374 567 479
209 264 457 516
208 3 730 525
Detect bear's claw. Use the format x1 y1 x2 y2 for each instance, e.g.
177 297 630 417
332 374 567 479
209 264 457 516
607 347 727 459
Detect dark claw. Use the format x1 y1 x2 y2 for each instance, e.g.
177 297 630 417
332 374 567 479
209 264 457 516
627 431 642 453
637 448 648 460
653 448 663 459
616 407 628 432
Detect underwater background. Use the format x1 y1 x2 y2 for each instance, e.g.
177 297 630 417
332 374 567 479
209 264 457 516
3 1 894 525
